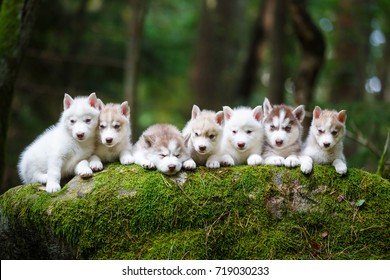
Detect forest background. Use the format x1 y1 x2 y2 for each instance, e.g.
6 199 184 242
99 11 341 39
1 0 389 194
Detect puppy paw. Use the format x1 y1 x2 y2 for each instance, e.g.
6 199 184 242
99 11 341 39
78 167 93 178
206 160 220 169
247 154 262 166
120 154 134 165
46 181 61 193
89 160 103 172
183 159 196 170
265 156 284 166
141 160 155 169
299 156 313 174
284 155 299 168
334 159 347 175
221 155 234 166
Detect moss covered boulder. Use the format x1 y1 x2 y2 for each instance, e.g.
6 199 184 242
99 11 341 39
1 164 389 259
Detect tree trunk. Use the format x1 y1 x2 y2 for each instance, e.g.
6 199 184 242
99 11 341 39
330 0 373 102
124 0 148 141
0 0 41 187
190 0 245 110
287 0 325 107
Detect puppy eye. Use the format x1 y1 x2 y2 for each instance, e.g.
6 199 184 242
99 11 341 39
70 119 76 124
270 125 276 130
209 134 215 140
318 129 324 134
114 124 120 130
284 126 291 132
331 130 338 136
159 154 166 158
174 153 181 158
194 132 200 137
85 118 91 124
232 130 237 134
99 124 106 129
246 130 252 134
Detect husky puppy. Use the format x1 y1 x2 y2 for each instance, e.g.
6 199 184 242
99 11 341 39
133 124 196 175
18 93 100 193
208 106 263 167
300 106 347 174
262 98 305 167
182 105 224 168
89 101 134 171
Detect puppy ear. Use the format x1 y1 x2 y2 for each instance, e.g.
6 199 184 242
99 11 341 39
88 92 99 109
63 93 73 110
252 106 262 122
293 105 305 123
143 134 155 148
184 133 191 147
223 106 233 121
192 105 201 120
263 97 272 116
215 111 224 125
313 106 322 119
120 101 130 118
337 110 347 124
96 99 104 111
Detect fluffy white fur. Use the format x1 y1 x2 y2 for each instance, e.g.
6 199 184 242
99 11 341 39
262 98 305 168
18 93 100 193
89 101 134 171
133 124 195 175
300 106 347 174
208 106 264 167
182 105 224 168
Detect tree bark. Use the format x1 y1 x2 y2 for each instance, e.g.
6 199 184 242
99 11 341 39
0 0 41 186
287 0 325 107
190 0 245 110
124 0 148 141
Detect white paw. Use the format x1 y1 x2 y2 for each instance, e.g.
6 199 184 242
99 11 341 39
334 160 347 175
265 156 284 166
299 156 313 174
206 160 220 169
36 174 48 184
120 154 134 165
221 155 235 166
77 166 93 178
141 160 155 169
247 154 262 166
46 181 61 193
183 159 196 170
284 155 299 168
89 159 103 172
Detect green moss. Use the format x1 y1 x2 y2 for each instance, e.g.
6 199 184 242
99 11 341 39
1 164 390 259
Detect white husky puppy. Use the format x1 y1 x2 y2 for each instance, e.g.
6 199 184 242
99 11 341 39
133 124 196 175
208 106 263 167
89 101 134 171
182 105 224 168
262 98 305 167
18 93 100 193
300 106 347 174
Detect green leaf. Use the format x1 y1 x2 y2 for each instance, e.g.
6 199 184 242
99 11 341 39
355 199 365 207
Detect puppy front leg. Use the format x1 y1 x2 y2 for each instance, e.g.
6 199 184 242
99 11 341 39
248 154 263 165
46 157 63 193
75 159 93 178
221 154 235 166
206 154 220 169
89 155 103 171
284 155 299 167
333 158 347 175
299 155 313 174
119 149 134 165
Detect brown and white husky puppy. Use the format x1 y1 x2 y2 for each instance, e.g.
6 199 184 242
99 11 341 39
89 101 134 171
262 98 305 168
300 106 347 175
133 124 196 175
182 105 224 168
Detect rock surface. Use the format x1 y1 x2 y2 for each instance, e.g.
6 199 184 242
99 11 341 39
1 164 389 259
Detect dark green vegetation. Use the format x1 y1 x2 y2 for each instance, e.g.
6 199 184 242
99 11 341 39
1 164 389 260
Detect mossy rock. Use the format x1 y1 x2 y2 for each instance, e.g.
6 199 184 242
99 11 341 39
1 164 389 259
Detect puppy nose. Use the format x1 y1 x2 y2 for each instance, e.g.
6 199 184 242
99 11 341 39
199 145 206 152
76 133 84 139
168 164 176 171
238 142 245 148
106 137 113 144
323 142 330 148
275 140 283 146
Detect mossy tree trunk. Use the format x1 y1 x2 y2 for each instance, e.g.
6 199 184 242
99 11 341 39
0 0 41 185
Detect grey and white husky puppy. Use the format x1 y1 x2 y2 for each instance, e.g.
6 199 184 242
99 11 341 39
133 124 196 175
262 98 306 168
